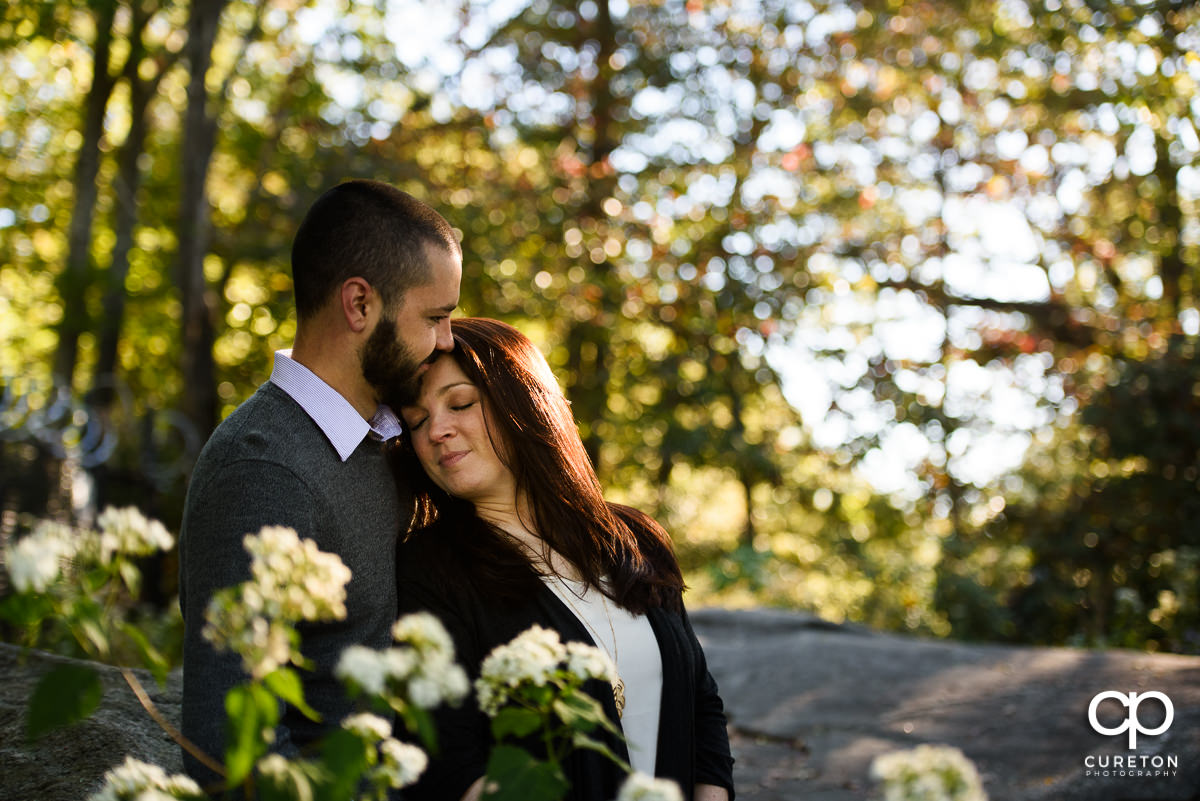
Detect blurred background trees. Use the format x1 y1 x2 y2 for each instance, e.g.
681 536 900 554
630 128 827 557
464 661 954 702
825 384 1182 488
2 0 1198 654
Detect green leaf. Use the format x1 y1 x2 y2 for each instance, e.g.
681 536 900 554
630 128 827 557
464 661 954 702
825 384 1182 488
314 728 370 801
117 558 142 596
264 667 320 722
256 758 324 801
552 690 607 733
68 599 110 658
393 700 438 751
225 683 279 786
0 593 54 627
116 621 169 686
570 732 630 773
491 707 543 741
26 663 102 741
481 745 569 801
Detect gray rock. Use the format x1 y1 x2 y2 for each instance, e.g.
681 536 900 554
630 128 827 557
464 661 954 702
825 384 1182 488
0 642 183 800
3 610 1199 801
689 607 1200 801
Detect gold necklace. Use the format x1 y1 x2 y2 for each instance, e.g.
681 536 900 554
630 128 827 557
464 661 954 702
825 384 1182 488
552 578 625 718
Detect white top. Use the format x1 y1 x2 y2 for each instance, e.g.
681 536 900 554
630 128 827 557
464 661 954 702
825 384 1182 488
544 576 663 775
269 349 403 462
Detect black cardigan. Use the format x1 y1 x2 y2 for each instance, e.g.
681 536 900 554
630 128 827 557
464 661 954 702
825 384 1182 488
396 528 736 801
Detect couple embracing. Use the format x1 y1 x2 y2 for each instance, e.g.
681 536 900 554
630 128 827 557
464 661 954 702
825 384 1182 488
178 179 735 800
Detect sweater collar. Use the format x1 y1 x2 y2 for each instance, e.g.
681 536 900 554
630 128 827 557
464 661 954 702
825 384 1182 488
269 350 402 461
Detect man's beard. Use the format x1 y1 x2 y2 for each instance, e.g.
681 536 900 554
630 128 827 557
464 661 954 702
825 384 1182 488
360 316 426 409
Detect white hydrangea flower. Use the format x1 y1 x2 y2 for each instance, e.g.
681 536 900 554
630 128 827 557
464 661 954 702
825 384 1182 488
87 756 202 801
614 772 684 801
870 744 988 801
565 640 617 683
438 661 471 702
203 526 352 677
392 611 455 657
92 506 174 562
202 596 294 679
342 712 393 741
475 624 569 715
382 646 418 679
374 738 428 789
336 645 391 696
407 675 445 709
243 526 352 621
255 754 292 779
255 754 320 801
333 612 469 711
4 521 76 593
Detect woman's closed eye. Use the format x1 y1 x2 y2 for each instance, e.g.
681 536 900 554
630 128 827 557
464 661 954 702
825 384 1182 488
450 401 476 412
406 416 428 432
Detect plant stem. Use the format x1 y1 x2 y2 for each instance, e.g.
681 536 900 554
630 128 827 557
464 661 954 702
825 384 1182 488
121 667 225 777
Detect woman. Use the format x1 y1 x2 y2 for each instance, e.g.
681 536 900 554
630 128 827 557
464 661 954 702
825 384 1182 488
392 318 734 801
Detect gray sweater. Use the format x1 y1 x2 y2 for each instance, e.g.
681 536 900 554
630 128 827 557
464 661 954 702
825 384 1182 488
178 382 411 786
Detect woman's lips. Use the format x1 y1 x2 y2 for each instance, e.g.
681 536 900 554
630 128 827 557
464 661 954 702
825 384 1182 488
439 450 468 468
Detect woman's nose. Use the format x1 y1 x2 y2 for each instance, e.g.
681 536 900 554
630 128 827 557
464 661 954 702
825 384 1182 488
427 412 453 442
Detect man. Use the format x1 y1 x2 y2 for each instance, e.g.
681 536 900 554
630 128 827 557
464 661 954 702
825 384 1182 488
178 179 462 786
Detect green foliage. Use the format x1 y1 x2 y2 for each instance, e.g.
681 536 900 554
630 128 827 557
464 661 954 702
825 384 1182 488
5 510 661 801
996 342 1200 652
482 745 571 801
264 667 321 722
224 682 279 786
26 662 102 741
3 0 1200 653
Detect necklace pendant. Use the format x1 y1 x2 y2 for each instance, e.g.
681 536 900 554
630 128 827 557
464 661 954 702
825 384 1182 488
612 676 626 718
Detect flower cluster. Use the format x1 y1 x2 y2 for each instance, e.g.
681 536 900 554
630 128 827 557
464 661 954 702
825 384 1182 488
336 611 469 711
203 526 352 678
475 624 615 716
4 506 179 595
342 712 394 741
87 756 203 801
375 737 429 789
83 506 174 564
4 520 76 593
339 713 430 792
870 744 988 801
243 526 352 621
614 772 684 801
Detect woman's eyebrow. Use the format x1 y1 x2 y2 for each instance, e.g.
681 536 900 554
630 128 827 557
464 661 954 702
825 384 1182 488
436 381 475 396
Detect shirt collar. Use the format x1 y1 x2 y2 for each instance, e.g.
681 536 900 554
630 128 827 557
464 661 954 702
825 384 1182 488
269 350 403 462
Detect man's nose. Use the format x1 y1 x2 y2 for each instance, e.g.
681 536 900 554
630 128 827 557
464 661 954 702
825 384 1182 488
434 318 453 352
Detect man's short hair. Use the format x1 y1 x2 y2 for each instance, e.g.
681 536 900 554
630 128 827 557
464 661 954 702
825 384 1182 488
291 179 460 319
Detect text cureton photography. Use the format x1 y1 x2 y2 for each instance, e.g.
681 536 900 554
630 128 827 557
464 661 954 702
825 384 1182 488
1083 754 1179 778
1084 690 1181 780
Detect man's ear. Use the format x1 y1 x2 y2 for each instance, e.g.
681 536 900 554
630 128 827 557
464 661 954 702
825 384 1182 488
340 277 376 333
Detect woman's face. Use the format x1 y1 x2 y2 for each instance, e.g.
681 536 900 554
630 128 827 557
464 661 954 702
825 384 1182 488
400 355 516 508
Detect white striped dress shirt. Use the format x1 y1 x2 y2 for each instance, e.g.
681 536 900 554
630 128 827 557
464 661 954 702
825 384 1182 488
269 350 403 462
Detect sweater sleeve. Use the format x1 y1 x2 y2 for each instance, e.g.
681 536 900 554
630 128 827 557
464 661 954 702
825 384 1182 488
396 545 491 801
681 604 736 799
179 459 318 787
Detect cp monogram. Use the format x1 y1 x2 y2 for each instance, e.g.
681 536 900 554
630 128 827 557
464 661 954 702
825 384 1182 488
1088 691 1174 749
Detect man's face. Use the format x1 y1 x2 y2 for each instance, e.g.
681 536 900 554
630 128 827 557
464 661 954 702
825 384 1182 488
361 243 462 405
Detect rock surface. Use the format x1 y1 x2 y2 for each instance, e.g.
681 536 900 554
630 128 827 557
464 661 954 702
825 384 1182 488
3 610 1199 800
0 642 183 799
691 608 1200 801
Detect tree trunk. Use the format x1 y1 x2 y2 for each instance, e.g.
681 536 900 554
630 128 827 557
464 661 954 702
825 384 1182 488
53 0 119 388
93 14 165 408
568 0 620 470
730 384 757 548
175 0 228 438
